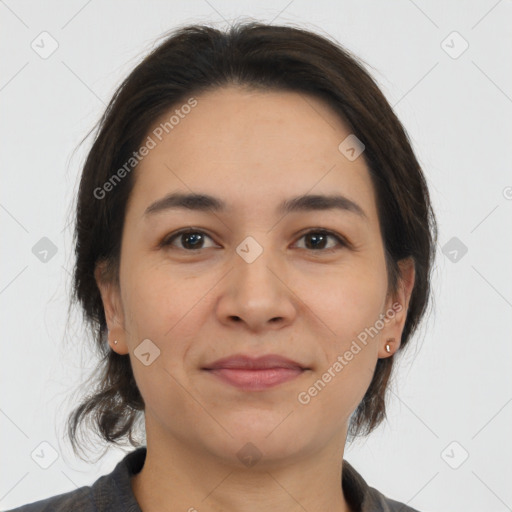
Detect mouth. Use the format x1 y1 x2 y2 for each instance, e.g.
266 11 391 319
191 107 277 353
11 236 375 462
202 354 309 391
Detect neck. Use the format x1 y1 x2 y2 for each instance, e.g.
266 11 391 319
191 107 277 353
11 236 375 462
131 415 352 512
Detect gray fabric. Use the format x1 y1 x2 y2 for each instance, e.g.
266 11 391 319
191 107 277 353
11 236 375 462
4 447 421 512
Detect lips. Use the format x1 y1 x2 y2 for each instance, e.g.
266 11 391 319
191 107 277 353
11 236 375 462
203 354 307 371
202 354 308 391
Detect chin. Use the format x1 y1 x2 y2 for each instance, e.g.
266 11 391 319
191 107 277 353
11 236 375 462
209 414 315 462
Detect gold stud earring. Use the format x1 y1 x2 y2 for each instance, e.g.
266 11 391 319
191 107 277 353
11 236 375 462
113 340 118 345
385 338 393 353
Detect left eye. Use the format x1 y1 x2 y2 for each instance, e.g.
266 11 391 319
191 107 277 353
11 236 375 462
294 230 346 251
160 229 347 252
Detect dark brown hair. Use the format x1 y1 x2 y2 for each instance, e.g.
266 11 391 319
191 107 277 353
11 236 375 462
66 21 438 458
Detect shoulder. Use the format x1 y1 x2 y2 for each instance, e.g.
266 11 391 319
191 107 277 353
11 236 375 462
342 459 423 512
3 447 147 512
364 484 422 512
2 485 94 512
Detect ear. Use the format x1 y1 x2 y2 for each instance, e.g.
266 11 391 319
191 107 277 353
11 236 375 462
379 257 416 358
94 260 129 355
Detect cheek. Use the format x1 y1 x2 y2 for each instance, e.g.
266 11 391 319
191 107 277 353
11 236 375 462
296 261 388 338
296 351 377 437
121 250 187 323
120 257 213 368
294 261 385 409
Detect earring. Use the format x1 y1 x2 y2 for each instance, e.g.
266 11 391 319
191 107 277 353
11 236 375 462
113 340 118 345
385 338 393 353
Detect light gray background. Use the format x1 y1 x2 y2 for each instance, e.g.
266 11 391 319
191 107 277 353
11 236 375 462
1 1 511 511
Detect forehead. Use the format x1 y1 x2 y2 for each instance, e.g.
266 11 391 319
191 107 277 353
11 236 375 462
129 86 377 222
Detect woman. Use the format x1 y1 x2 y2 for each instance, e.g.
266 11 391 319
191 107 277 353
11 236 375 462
8 21 437 512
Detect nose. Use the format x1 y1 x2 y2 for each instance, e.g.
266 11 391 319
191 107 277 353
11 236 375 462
215 242 297 332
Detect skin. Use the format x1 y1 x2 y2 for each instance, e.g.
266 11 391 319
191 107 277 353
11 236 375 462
95 86 415 512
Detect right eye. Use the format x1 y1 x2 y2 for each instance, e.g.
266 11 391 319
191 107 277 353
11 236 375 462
160 229 218 251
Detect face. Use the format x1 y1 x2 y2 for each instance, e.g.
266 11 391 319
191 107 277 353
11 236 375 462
96 86 414 468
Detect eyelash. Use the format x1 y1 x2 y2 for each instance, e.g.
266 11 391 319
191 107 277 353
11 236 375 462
160 228 350 253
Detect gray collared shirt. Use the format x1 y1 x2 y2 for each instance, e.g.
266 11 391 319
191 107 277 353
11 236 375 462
5 447 421 512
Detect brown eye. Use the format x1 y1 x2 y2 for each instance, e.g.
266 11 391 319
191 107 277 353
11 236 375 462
161 230 216 251
295 230 347 252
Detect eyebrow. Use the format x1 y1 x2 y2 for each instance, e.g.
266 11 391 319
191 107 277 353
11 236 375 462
144 192 368 220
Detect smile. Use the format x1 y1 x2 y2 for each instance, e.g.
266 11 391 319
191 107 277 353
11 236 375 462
204 367 306 391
